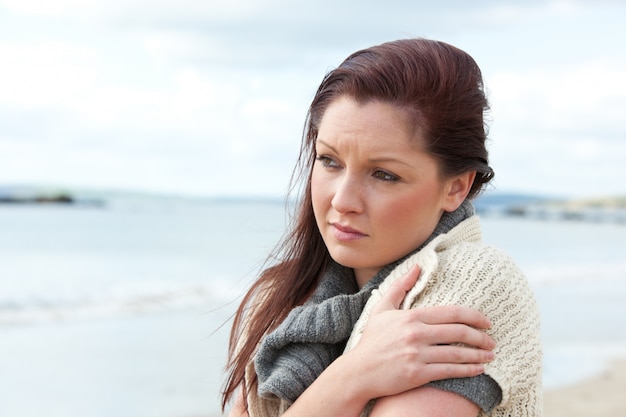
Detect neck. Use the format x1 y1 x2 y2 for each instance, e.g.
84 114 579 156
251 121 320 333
354 267 380 289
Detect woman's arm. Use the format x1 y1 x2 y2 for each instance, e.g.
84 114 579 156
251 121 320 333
281 265 494 417
371 386 480 417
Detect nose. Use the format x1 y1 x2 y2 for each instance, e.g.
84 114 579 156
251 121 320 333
331 172 364 214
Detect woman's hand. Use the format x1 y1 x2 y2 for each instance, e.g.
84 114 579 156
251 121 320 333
348 264 495 399
284 265 495 417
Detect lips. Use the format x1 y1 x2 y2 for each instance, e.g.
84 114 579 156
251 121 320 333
331 223 367 242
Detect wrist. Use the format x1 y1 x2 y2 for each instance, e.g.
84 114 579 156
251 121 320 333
285 352 371 417
330 351 373 409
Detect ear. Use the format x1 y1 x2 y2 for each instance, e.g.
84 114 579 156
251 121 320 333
442 171 476 212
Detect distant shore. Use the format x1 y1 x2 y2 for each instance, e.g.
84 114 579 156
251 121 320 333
2 186 625 223
0 193 75 204
476 194 626 224
0 191 104 207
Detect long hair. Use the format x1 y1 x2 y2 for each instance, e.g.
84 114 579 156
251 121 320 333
221 38 494 410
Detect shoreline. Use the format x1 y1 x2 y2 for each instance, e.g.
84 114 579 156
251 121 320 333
544 357 626 416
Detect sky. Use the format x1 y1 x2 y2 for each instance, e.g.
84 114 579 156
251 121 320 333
0 0 624 199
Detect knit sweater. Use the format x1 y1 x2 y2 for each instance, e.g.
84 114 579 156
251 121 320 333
345 216 543 417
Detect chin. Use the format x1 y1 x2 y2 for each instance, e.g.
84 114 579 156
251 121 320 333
327 251 361 269
328 251 375 270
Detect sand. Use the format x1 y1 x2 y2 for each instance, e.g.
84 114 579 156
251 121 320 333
544 358 626 417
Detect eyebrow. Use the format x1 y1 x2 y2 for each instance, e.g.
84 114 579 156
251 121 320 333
316 139 337 153
316 139 415 168
367 157 414 167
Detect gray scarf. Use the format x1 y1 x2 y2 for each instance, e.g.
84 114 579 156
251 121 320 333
254 200 475 403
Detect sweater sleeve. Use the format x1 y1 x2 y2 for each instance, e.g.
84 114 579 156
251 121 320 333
414 242 542 414
426 374 502 413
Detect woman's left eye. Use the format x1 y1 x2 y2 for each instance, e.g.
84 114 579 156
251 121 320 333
372 170 400 182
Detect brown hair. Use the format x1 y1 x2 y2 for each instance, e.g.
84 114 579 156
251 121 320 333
221 38 494 410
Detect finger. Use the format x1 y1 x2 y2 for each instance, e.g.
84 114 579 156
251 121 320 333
420 323 495 350
394 264 422 293
411 305 492 330
420 363 486 382
372 264 421 313
420 344 495 365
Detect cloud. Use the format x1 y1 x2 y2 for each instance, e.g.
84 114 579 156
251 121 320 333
486 56 626 197
0 0 101 17
489 59 626 135
0 0 624 198
0 26 308 196
0 40 100 109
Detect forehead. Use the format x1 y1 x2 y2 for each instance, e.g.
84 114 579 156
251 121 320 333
316 97 423 151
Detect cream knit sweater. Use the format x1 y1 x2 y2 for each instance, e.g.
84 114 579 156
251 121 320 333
345 216 543 416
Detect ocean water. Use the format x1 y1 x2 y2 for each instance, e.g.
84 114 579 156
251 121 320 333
0 198 625 417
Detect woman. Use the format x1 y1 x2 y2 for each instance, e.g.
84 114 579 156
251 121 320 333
222 38 542 417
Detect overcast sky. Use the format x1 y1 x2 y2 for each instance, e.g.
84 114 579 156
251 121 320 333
1 0 624 199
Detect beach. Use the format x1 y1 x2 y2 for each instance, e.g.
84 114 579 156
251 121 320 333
544 358 626 417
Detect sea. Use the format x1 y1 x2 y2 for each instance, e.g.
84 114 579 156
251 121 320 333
1 197 625 417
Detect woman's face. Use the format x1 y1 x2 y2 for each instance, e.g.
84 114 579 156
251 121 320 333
311 96 460 287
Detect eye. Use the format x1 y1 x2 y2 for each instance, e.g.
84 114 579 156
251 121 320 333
316 155 341 169
372 169 400 182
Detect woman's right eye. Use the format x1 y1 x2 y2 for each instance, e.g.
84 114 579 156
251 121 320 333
316 155 340 169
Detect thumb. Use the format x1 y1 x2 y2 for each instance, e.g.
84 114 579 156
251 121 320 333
372 264 421 314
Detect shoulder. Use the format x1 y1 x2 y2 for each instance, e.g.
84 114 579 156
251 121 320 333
431 241 538 325
438 240 527 287
411 235 528 293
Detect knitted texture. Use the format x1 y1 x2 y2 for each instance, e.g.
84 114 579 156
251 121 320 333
345 216 543 417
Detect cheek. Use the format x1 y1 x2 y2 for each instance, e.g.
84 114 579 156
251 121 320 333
311 170 329 217
378 190 442 235
381 201 419 231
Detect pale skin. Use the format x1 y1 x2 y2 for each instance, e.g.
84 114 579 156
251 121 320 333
228 97 494 416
